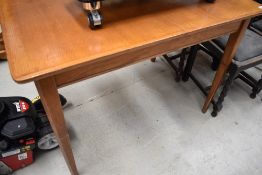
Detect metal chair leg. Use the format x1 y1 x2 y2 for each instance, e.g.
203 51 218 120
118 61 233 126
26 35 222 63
212 64 239 117
182 45 199 82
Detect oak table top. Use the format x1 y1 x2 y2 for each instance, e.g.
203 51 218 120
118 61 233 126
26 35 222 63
0 0 261 83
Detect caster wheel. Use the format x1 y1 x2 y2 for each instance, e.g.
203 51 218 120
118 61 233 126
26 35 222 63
88 11 103 29
211 111 217 117
250 93 256 99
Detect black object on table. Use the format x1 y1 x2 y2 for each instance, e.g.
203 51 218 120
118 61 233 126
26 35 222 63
78 0 216 29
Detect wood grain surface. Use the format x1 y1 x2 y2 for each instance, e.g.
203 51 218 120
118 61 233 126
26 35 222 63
0 0 261 83
0 24 6 59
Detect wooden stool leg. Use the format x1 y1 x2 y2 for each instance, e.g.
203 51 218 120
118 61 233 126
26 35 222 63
178 48 187 80
212 64 238 117
182 45 198 82
256 76 262 94
202 19 250 113
151 58 156 62
250 75 262 99
35 77 78 175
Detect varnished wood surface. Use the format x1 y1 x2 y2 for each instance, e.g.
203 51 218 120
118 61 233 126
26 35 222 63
0 0 261 83
55 20 241 88
1 1 261 174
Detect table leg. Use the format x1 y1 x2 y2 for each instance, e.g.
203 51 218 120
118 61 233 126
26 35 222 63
202 19 250 113
0 24 6 60
35 77 78 175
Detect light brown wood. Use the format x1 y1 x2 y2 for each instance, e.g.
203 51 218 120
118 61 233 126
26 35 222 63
1 1 262 174
55 20 241 87
202 19 251 113
35 78 78 175
0 0 261 83
0 24 6 60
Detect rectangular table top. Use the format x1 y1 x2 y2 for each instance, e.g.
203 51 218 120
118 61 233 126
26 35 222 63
0 0 261 83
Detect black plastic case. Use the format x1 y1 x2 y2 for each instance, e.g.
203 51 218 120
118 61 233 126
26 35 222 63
0 97 36 140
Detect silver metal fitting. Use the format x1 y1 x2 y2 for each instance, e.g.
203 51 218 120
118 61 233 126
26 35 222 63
82 1 101 11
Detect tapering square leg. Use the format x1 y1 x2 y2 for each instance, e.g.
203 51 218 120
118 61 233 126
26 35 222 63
35 77 78 175
202 19 251 113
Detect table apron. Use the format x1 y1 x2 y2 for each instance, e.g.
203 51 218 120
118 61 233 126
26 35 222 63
55 21 242 88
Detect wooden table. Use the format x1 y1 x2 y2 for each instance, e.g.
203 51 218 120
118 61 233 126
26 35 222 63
0 24 6 59
0 0 261 174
